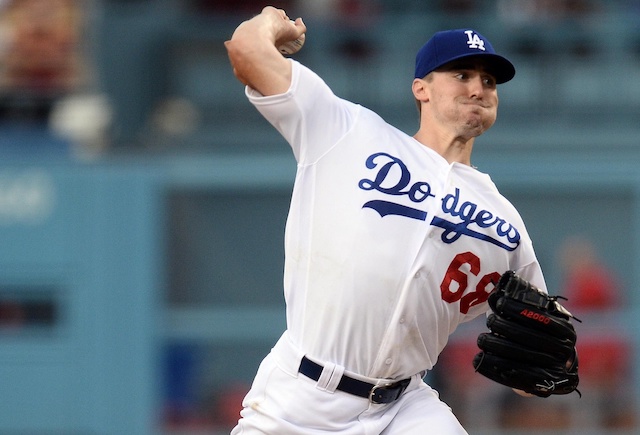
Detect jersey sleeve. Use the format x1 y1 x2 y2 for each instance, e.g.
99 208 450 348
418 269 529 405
513 260 548 294
246 60 359 164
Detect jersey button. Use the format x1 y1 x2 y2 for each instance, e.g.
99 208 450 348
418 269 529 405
399 317 405 324
385 358 393 365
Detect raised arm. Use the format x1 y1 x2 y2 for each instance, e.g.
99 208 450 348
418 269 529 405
225 6 306 96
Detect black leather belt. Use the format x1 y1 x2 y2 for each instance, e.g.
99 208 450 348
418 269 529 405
298 356 411 404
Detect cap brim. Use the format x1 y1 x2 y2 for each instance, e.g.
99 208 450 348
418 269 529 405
436 53 516 84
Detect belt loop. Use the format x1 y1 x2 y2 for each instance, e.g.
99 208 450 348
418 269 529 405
316 362 345 393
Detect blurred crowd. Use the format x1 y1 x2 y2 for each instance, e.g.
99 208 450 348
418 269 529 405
0 0 636 157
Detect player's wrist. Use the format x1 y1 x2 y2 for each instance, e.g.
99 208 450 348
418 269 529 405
513 388 535 398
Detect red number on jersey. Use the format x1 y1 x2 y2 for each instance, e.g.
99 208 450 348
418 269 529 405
440 252 500 314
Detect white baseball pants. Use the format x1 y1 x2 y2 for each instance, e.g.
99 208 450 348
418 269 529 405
231 332 468 435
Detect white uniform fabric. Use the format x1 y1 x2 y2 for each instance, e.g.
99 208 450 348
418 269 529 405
233 331 468 434
232 59 546 434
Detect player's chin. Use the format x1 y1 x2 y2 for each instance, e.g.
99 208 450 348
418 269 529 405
482 117 496 132
463 119 494 138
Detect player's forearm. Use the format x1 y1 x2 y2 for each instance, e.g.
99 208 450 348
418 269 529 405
225 7 305 95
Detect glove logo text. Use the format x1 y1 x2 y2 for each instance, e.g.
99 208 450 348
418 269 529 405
520 309 551 324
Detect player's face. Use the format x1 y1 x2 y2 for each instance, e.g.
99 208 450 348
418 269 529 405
423 60 499 140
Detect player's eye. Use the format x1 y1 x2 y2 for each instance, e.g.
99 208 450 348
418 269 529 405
483 76 497 88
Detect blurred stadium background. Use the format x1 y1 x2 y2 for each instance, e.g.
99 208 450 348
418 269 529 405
0 0 639 434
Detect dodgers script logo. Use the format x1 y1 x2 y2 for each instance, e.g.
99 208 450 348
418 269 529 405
358 152 520 251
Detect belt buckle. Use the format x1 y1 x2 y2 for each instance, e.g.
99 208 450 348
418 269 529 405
368 383 393 404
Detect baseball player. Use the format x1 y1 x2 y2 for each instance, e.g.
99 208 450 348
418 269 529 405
225 6 577 434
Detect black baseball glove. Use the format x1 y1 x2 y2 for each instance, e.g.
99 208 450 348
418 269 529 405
472 270 580 397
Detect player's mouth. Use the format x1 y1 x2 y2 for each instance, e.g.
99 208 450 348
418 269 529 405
462 100 491 109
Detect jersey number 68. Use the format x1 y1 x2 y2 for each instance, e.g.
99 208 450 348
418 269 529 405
440 251 501 314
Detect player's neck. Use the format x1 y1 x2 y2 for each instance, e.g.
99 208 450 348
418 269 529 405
413 129 474 166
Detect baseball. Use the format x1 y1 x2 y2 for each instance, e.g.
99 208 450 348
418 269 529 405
278 33 305 55
278 19 305 55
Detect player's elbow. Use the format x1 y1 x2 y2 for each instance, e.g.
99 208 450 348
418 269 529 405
224 39 254 85
224 38 248 69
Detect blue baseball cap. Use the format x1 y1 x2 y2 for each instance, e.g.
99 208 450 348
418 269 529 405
415 29 515 84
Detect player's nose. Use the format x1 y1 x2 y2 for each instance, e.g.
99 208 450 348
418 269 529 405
468 76 486 99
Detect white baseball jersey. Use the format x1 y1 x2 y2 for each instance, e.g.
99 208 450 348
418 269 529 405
247 59 546 381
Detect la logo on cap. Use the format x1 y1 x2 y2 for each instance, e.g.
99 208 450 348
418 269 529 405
464 30 486 51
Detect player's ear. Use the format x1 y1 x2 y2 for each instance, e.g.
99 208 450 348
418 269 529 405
412 78 429 103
